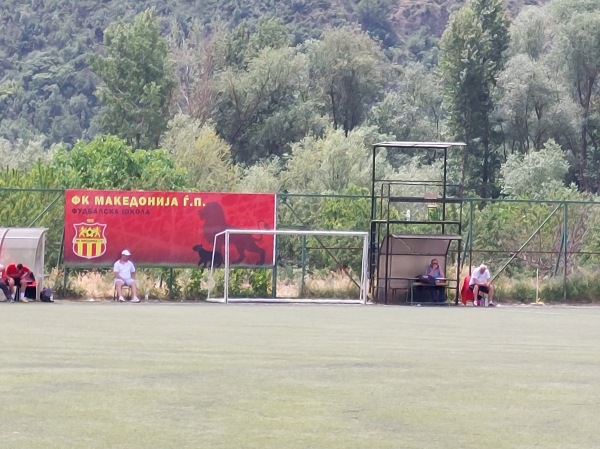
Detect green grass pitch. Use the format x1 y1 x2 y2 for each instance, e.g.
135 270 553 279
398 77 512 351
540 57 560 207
1 302 599 449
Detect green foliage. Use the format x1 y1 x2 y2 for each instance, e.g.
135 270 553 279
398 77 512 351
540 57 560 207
548 0 600 191
541 273 600 303
306 26 387 135
247 269 272 297
0 161 64 268
509 6 553 60
495 280 537 302
161 115 238 191
440 0 510 198
214 45 321 163
210 268 271 298
494 54 580 153
50 135 188 190
368 62 443 141
236 157 284 193
282 126 382 194
0 137 59 168
501 140 570 197
0 0 550 171
182 269 207 300
90 9 176 149
356 0 398 47
218 18 292 69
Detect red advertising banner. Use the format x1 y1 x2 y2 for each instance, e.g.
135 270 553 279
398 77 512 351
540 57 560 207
64 190 276 267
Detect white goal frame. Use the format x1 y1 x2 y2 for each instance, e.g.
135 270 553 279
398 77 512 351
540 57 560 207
208 229 370 304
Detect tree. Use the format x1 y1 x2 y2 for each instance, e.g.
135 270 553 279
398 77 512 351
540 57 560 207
282 126 382 194
169 20 218 126
214 18 291 71
509 6 553 60
236 157 284 193
51 135 188 190
161 114 238 191
306 26 387 136
90 9 176 149
494 54 581 154
500 140 570 197
356 0 398 47
549 0 600 191
0 136 58 168
368 62 444 142
214 46 321 163
439 0 510 198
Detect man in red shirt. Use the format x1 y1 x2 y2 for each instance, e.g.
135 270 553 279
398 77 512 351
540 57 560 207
4 263 34 303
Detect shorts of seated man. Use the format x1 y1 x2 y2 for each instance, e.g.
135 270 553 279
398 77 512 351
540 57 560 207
469 284 490 294
115 278 136 286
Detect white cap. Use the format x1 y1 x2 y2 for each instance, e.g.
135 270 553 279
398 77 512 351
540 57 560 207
121 249 131 256
0 264 4 270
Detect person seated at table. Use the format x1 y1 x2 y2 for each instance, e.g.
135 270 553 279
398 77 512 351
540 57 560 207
420 259 446 302
425 259 442 279
4 262 34 302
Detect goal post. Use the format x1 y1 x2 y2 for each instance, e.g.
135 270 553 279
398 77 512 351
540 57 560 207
208 229 370 304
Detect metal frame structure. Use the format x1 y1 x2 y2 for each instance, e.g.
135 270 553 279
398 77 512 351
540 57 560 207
369 141 466 304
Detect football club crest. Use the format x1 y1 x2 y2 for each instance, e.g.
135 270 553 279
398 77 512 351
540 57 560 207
72 222 107 259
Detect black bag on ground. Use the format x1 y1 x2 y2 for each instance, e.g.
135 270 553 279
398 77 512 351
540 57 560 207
40 288 54 302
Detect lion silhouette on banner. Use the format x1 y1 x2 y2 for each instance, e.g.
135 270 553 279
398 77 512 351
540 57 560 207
194 202 270 266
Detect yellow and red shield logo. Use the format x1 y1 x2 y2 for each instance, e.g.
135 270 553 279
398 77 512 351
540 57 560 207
72 222 107 259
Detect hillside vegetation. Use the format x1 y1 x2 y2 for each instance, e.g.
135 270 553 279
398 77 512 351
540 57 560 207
0 0 544 146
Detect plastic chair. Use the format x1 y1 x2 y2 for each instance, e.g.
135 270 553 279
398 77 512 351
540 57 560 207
14 281 37 302
460 275 488 306
113 284 132 301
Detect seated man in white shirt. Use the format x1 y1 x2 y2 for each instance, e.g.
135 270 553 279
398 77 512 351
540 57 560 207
469 264 494 306
114 249 139 303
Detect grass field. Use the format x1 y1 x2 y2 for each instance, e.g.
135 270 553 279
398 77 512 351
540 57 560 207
1 302 599 449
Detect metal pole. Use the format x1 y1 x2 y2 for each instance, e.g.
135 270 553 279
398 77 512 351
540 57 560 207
57 228 65 273
563 202 568 301
369 145 377 290
469 199 473 273
361 234 369 304
272 235 278 298
442 147 447 234
224 232 230 304
384 183 391 303
301 235 307 297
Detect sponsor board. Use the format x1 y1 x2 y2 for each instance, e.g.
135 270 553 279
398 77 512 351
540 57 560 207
64 190 276 266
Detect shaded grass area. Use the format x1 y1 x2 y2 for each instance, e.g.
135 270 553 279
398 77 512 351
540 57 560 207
1 303 600 448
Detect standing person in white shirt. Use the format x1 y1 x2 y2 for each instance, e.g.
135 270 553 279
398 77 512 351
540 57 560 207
469 264 495 306
114 249 139 303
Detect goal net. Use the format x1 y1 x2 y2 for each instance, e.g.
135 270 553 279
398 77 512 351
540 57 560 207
206 229 369 304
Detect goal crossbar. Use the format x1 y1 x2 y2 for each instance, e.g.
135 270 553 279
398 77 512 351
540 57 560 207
209 229 370 304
